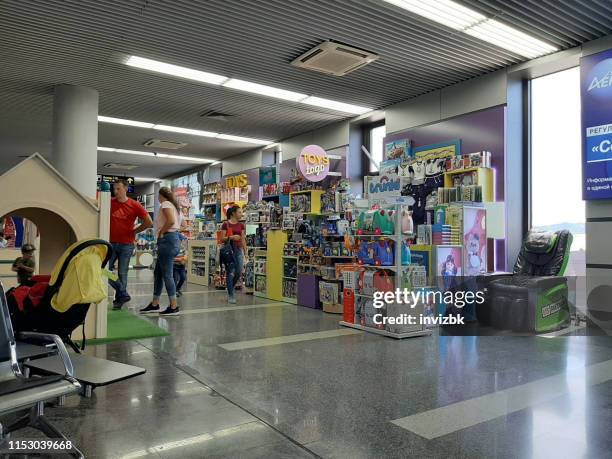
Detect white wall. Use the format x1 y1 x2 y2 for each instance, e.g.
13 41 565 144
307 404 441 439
385 70 507 133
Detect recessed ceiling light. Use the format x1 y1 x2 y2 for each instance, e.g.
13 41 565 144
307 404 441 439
98 116 155 129
126 56 228 85
98 146 214 163
153 124 218 138
222 78 308 102
382 0 556 58
126 55 373 115
114 148 155 157
464 19 557 59
383 0 483 30
217 133 275 145
134 177 162 182
99 114 275 145
301 96 371 115
163 154 215 163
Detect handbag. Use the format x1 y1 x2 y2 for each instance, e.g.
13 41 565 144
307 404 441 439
219 239 236 270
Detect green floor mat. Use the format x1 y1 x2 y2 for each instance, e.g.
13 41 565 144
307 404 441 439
82 309 170 345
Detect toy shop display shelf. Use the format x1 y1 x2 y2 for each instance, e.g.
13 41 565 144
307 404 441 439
253 249 268 298
187 239 217 286
282 296 298 304
339 321 431 339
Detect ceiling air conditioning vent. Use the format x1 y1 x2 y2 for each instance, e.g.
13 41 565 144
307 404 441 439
143 139 187 150
103 162 139 170
291 41 378 76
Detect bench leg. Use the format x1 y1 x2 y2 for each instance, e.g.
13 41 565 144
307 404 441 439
57 395 66 406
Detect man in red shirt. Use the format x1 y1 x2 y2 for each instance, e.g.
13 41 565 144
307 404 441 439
109 179 153 309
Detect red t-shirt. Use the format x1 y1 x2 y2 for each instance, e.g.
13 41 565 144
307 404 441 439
221 221 245 248
110 198 149 244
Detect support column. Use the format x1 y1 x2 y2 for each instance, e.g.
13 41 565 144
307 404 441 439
52 84 98 198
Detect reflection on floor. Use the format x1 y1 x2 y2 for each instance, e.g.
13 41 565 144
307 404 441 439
12 270 612 458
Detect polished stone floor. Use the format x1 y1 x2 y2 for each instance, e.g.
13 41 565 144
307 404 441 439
11 270 612 458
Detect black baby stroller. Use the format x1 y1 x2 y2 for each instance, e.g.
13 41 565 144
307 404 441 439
7 238 112 352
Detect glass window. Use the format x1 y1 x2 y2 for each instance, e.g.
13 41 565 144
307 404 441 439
531 67 585 307
369 125 386 173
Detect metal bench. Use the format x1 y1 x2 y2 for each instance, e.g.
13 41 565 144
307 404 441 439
0 282 84 458
25 353 146 398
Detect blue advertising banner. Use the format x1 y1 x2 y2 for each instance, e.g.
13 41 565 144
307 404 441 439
581 48 612 200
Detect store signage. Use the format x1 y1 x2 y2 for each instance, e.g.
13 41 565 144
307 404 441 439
225 174 248 188
259 166 277 185
366 174 401 197
97 175 135 193
582 49 612 200
297 145 330 182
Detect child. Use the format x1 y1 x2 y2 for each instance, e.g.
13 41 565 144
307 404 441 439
12 244 36 286
173 236 188 297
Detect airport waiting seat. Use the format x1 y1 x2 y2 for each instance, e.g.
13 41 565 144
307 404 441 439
477 230 573 333
0 282 84 458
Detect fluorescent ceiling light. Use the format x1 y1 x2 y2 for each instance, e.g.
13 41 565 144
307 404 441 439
465 19 557 59
223 78 307 102
133 177 162 182
114 148 155 157
301 96 371 115
98 146 214 163
126 56 228 85
98 116 155 129
126 55 373 115
383 0 484 30
382 0 557 58
217 133 274 145
163 154 215 163
153 124 218 138
99 114 274 144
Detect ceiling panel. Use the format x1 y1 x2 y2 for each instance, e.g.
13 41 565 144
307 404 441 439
1 0 611 177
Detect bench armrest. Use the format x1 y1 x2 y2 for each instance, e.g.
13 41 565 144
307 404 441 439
19 332 75 379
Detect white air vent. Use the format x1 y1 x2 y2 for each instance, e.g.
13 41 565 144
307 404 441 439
143 139 187 150
291 41 378 76
104 162 139 170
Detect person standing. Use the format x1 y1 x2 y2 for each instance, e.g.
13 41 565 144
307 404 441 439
220 206 246 304
109 179 153 310
140 187 182 315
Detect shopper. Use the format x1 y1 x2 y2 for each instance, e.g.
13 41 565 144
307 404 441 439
140 187 182 315
220 205 246 304
12 244 36 286
109 179 153 310
174 234 188 297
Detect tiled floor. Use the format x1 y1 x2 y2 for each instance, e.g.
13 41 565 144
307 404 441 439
9 270 612 458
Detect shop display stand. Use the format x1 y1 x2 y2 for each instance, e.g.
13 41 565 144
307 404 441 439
339 201 431 339
187 239 217 286
253 249 267 298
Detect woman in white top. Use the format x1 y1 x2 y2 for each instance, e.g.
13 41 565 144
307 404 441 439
140 187 182 315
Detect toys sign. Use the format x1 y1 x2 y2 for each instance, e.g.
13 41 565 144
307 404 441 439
297 145 330 182
225 174 248 188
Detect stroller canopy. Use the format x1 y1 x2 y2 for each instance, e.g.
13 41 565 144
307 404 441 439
49 238 112 312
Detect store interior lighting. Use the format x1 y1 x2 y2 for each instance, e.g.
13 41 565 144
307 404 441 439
125 55 373 115
97 146 215 163
382 0 557 58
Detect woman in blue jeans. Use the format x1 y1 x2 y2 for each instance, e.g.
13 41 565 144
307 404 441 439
220 206 246 304
140 187 182 316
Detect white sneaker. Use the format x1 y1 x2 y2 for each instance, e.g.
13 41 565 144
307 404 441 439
228 296 237 304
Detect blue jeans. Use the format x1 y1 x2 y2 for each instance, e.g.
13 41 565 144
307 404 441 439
154 232 181 301
174 264 186 291
109 243 134 300
226 248 244 298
